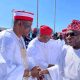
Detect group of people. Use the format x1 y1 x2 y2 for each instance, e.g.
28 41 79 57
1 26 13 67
0 10 80 80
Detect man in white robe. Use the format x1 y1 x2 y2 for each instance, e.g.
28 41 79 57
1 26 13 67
27 25 62 80
0 10 39 80
61 20 80 80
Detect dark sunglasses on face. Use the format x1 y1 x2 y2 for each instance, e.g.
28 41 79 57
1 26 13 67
66 32 76 37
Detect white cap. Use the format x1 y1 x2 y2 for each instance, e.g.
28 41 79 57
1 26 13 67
13 10 34 21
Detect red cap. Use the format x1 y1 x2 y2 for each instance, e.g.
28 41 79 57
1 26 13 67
62 28 68 33
13 10 34 21
67 19 80 31
40 25 53 36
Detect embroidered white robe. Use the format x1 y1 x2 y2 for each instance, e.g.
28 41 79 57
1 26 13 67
27 37 62 80
0 29 35 80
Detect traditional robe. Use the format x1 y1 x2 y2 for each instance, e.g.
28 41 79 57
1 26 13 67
0 29 35 80
62 45 80 80
0 53 7 80
56 39 65 47
27 37 62 80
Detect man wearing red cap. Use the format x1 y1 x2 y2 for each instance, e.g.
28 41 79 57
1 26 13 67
0 10 40 80
27 25 62 80
61 20 80 80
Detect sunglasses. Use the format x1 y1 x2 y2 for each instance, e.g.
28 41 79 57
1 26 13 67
66 32 76 37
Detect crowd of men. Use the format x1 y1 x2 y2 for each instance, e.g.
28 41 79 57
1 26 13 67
0 10 80 80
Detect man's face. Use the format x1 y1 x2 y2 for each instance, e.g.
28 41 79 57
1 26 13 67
21 20 32 36
40 35 52 43
65 30 80 47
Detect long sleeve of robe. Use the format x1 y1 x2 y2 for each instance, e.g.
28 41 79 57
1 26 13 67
0 29 25 80
65 48 80 80
0 53 7 80
47 65 61 80
62 45 80 80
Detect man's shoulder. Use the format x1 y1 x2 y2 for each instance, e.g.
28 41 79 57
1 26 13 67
28 37 38 46
63 45 72 50
0 29 15 45
61 45 73 55
0 29 12 37
49 39 62 48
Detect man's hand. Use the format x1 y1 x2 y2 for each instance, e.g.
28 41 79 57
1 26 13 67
39 69 49 75
31 66 41 78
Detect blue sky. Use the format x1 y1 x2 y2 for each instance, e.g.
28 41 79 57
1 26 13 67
0 0 80 32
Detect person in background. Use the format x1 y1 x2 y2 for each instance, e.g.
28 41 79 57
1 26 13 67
23 33 32 49
32 28 38 39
